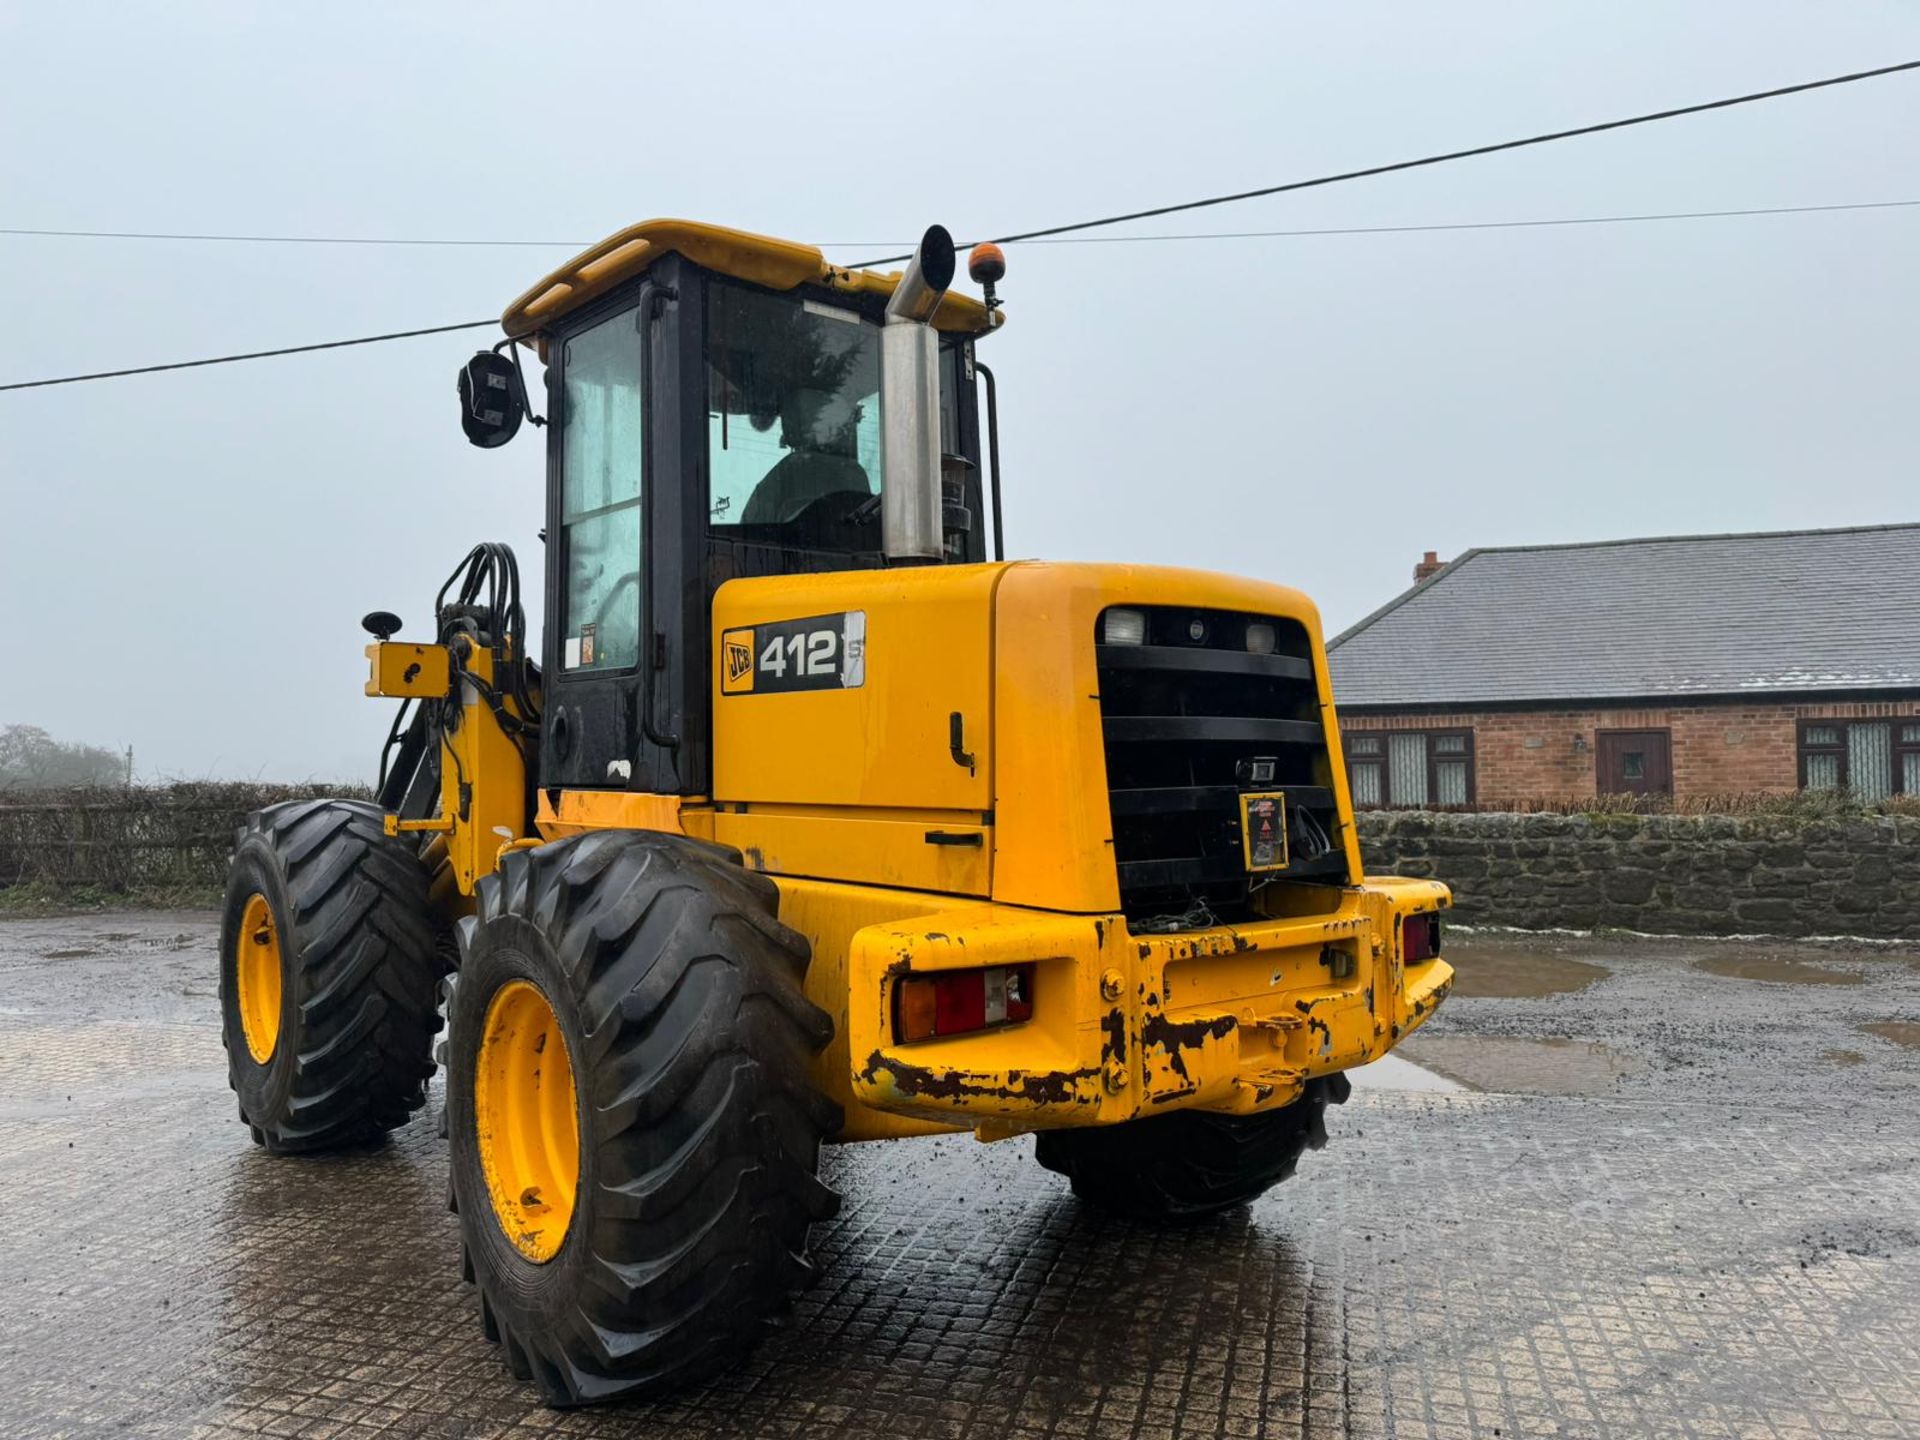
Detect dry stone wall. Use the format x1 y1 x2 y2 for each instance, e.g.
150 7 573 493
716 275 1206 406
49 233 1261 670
1355 810 1920 939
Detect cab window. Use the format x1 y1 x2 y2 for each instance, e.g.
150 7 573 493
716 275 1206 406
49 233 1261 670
706 284 883 547
559 306 644 671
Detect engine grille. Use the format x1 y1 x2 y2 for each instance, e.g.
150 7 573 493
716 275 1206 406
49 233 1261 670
1095 606 1350 921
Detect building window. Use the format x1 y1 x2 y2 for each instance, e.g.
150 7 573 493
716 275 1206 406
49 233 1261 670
1345 729 1474 809
1799 720 1920 800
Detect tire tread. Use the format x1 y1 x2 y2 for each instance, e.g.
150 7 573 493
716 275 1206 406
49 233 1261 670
453 830 840 1407
221 799 444 1153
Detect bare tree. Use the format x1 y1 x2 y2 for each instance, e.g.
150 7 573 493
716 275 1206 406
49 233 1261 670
0 725 128 790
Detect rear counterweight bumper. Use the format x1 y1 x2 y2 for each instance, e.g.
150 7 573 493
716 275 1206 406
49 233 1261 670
848 878 1453 1131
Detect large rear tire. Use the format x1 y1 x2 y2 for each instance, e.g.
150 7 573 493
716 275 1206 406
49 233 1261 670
218 799 444 1153
1034 1075 1351 1220
446 830 841 1406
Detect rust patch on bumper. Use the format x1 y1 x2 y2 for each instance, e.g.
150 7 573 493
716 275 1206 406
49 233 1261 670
1141 1009 1236 1083
859 1051 1101 1108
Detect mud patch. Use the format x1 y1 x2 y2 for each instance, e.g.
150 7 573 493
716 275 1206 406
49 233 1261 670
1694 954 1863 986
1398 1035 1647 1096
1443 946 1609 999
41 948 101 960
1798 1221 1919 1267
1822 1049 1865 1068
1859 1021 1920 1051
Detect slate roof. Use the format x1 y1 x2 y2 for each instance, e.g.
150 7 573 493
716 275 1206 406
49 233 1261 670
1327 523 1920 708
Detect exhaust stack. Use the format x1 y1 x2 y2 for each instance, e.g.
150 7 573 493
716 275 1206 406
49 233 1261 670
881 225 956 562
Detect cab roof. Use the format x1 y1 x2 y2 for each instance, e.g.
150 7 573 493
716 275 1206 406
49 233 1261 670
501 218 1005 341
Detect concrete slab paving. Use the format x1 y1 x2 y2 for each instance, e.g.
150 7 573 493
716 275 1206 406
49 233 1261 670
1 915 1917 1438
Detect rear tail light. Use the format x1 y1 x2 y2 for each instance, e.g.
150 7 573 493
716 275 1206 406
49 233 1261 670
893 964 1035 1043
1401 912 1442 963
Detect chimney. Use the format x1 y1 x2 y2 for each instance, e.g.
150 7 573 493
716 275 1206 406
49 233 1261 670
1413 550 1444 582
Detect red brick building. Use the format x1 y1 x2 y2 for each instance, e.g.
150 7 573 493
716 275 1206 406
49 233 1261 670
1326 525 1920 807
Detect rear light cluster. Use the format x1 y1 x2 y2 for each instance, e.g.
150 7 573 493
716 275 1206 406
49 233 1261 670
894 964 1035 1043
1401 911 1443 963
1101 606 1279 654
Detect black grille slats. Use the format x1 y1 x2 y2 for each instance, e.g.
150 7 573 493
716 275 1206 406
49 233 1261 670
1095 607 1349 920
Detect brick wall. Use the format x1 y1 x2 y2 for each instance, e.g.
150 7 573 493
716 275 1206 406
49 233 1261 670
1339 697 1920 802
1356 809 1920 939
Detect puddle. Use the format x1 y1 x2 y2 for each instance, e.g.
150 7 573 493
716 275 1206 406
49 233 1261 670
1443 947 1610 999
1398 1035 1646 1096
1822 1049 1865 1068
1347 1052 1470 1094
1695 955 1864 986
1859 1022 1920 1051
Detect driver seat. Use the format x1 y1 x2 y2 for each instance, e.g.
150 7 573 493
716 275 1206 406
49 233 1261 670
742 451 874 524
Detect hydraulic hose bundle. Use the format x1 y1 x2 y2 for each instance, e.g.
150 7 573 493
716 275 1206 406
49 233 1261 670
375 543 539 819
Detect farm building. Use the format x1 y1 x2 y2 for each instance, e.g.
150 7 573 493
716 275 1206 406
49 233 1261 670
1326 523 1920 807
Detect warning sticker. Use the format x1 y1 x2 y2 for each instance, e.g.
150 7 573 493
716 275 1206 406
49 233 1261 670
1240 792 1290 872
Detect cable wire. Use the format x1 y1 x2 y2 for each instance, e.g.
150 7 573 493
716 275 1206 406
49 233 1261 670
973 197 1920 246
0 226 590 247
8 197 1918 253
3 58 1916 394
0 319 494 392
843 57 1920 266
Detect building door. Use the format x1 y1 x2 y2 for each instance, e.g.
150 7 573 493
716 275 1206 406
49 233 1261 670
1596 729 1672 796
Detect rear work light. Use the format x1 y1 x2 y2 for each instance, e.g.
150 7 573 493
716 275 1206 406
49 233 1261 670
1401 911 1443 963
893 964 1035 1043
1102 608 1147 646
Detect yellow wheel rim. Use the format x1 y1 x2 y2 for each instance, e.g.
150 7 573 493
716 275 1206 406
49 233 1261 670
234 893 282 1064
474 979 580 1263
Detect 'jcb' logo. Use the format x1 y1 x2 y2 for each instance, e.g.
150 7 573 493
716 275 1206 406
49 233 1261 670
722 632 755 693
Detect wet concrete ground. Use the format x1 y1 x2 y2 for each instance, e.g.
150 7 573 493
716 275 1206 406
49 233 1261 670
2 914 1917 1439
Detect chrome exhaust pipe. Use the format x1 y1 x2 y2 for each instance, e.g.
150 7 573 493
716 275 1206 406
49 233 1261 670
882 225 955 562
884 223 956 323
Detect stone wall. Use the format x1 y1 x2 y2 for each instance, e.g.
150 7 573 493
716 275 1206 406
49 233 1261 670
1355 809 1920 938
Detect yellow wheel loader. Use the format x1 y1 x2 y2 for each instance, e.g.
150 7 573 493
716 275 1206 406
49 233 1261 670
217 220 1454 1406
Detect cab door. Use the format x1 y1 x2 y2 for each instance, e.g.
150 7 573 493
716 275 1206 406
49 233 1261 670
539 281 686 793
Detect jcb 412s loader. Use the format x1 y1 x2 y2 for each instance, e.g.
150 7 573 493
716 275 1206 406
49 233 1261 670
219 220 1454 1406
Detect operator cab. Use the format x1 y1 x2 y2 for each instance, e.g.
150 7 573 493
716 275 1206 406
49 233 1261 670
456 221 1004 801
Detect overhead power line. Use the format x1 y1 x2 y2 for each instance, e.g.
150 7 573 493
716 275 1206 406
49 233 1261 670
985 197 1920 246
845 57 1920 266
0 320 494 392
0 226 588 248
7 201 1915 398
6 197 1919 253
3 58 1916 395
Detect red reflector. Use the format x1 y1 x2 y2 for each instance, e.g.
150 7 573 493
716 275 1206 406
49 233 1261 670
1401 912 1441 963
894 964 1036 1042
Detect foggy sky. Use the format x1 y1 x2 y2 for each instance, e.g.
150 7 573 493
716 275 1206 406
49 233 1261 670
2 2 1916 782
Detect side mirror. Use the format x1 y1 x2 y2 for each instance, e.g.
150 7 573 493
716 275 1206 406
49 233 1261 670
458 351 526 448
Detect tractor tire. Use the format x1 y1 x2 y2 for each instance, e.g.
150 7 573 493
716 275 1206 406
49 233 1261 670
1034 1074 1351 1221
446 830 842 1407
219 799 444 1154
